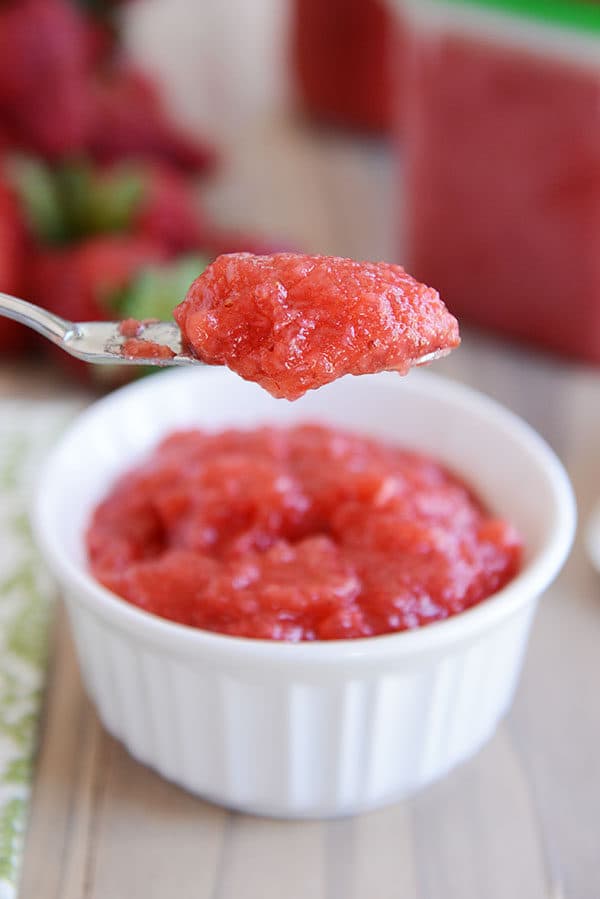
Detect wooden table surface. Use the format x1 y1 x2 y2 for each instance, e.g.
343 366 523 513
3 4 600 897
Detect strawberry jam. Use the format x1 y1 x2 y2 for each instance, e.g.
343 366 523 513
87 425 522 641
121 337 175 360
175 253 460 400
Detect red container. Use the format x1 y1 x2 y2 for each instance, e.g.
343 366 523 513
292 0 403 134
398 1 600 363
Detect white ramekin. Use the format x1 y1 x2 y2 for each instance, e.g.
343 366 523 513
33 368 575 818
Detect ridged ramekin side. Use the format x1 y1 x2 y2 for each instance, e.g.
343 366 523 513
65 593 537 818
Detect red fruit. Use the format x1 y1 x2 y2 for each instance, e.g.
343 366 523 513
78 1 139 63
176 253 460 400
29 235 167 384
84 20 118 67
88 64 217 175
30 235 168 323
12 157 205 255
0 0 90 158
0 174 29 355
134 166 206 254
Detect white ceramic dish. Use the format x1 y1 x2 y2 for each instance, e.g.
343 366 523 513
33 368 575 818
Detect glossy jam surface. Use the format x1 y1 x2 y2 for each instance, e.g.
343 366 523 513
121 337 175 359
87 425 522 641
175 253 460 400
119 318 143 338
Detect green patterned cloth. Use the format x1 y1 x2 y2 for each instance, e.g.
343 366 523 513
0 401 79 899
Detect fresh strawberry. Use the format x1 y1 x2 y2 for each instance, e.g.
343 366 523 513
77 0 140 65
56 161 207 252
10 157 205 254
0 0 91 159
0 172 29 354
88 64 217 175
30 235 168 323
6 156 68 245
28 235 167 384
52 162 144 243
84 19 119 67
133 165 206 253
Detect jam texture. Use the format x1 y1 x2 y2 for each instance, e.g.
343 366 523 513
174 253 460 399
87 425 521 641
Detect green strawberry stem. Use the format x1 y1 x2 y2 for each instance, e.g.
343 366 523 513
6 157 66 244
8 157 145 245
113 255 209 321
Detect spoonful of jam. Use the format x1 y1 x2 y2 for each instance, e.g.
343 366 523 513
175 252 459 399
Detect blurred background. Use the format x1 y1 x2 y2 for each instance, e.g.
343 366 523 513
0 0 599 386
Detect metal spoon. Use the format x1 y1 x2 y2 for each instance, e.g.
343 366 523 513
0 292 197 367
0 291 449 369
